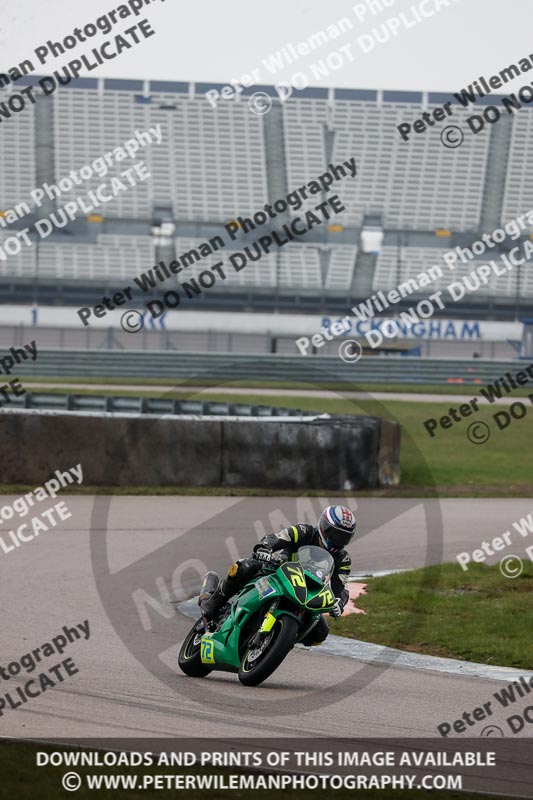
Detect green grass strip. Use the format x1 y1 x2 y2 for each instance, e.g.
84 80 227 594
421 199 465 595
331 562 533 669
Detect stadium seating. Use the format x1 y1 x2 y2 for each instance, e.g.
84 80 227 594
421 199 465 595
0 232 36 278
283 96 490 230
54 87 268 222
168 240 354 290
373 246 530 297
36 240 153 281
325 246 357 290
1 78 533 304
0 98 36 212
174 237 276 288
502 110 533 230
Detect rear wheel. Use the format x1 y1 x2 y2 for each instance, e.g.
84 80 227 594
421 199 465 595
178 620 212 677
238 615 299 686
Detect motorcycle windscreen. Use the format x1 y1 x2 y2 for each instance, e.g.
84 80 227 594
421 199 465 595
296 545 335 583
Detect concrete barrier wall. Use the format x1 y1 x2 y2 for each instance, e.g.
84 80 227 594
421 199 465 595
0 411 400 490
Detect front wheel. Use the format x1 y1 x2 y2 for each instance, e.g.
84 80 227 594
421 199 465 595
238 615 299 686
178 620 212 678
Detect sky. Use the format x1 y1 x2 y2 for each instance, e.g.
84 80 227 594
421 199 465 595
0 0 531 95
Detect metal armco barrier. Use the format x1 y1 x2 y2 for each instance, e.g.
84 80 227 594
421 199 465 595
10 394 320 416
12 350 529 385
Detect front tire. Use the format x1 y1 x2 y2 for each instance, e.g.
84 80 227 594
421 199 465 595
178 620 212 678
238 615 299 686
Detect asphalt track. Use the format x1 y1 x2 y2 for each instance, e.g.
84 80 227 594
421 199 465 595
2 495 533 747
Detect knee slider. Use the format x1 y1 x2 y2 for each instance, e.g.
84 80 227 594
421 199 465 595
302 620 329 646
312 617 329 644
318 620 329 641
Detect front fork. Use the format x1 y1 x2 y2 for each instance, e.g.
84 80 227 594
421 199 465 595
249 600 280 648
249 602 309 648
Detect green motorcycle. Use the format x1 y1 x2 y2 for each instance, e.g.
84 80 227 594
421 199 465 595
178 545 336 686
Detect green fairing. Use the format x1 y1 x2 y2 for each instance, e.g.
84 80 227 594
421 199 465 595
199 547 336 671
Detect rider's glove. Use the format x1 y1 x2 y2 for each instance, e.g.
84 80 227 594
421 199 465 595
255 547 275 563
330 599 343 619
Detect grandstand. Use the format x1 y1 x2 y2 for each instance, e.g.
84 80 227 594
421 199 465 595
372 248 527 298
0 77 532 319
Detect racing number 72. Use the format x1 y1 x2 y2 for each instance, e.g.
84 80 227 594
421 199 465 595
286 565 306 588
318 588 334 607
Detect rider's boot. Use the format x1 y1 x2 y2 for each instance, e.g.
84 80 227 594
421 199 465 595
200 559 258 621
201 581 230 621
198 571 220 607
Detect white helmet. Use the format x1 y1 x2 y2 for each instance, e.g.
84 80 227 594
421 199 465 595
317 505 356 552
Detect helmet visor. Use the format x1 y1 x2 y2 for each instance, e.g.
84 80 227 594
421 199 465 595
325 528 354 548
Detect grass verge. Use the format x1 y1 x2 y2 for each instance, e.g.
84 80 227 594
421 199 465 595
23 375 533 397
331 562 533 669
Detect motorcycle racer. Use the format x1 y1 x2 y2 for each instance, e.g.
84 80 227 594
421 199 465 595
200 505 356 646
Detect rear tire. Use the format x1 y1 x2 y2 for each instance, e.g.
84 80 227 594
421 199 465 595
178 620 212 678
238 615 299 686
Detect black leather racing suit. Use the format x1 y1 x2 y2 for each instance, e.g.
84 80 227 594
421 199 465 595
203 523 352 645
